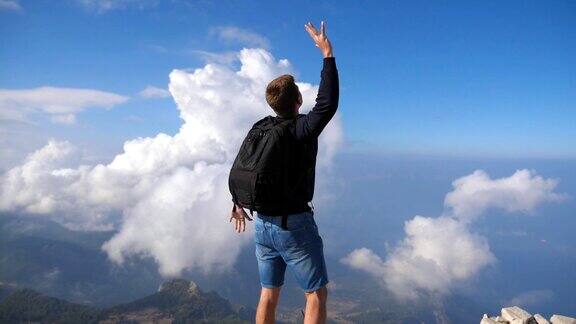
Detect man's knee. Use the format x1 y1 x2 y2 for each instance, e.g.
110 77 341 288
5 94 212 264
305 285 328 303
260 287 281 305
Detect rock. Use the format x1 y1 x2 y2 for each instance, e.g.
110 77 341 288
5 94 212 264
534 314 550 324
482 306 575 324
482 317 503 324
501 306 535 324
481 314 510 324
188 280 199 294
494 315 510 323
550 314 576 324
156 279 202 298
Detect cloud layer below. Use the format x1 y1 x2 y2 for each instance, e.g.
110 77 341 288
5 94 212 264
342 169 565 300
0 48 343 277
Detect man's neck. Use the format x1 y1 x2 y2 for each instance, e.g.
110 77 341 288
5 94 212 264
276 112 298 119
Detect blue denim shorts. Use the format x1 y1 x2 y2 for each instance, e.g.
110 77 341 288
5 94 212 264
254 210 328 292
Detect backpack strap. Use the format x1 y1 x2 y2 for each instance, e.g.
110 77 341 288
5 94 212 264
275 118 296 230
272 117 310 230
279 168 310 229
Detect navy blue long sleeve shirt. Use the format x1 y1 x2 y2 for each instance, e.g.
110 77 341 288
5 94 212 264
262 57 339 215
276 57 339 140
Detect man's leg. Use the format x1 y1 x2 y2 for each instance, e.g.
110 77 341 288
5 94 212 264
304 286 327 324
277 211 329 323
256 286 281 324
254 214 287 323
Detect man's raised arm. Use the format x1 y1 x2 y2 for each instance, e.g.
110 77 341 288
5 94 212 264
296 21 339 140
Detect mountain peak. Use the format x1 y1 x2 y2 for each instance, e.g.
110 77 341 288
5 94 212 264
0 284 253 323
158 278 200 296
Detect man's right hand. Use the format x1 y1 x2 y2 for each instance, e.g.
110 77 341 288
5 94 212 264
230 203 252 233
305 21 333 58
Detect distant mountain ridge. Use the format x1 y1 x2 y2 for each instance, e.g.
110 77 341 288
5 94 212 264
0 279 254 323
0 213 490 323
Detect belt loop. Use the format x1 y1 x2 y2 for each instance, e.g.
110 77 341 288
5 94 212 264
281 214 288 230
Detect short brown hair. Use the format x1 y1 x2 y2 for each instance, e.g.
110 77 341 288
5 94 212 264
265 74 299 118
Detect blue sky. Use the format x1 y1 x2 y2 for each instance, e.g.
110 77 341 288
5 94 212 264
1 1 575 312
1 0 575 162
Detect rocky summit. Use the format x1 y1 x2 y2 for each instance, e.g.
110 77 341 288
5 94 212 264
481 306 576 324
158 278 201 295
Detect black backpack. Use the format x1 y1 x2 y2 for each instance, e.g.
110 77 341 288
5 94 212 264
228 115 297 225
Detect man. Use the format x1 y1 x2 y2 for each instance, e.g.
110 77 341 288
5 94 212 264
230 21 338 324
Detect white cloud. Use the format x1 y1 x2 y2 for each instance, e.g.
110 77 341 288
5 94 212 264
0 86 128 124
0 48 343 277
138 86 171 99
76 0 158 12
50 114 77 125
382 216 494 300
0 0 21 11
190 50 239 65
340 247 386 278
444 169 566 222
507 289 554 308
210 26 270 49
342 170 565 300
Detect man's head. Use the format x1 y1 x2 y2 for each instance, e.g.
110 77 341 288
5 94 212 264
265 74 302 118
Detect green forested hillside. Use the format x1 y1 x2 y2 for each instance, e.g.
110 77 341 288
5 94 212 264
0 288 101 323
0 279 253 323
